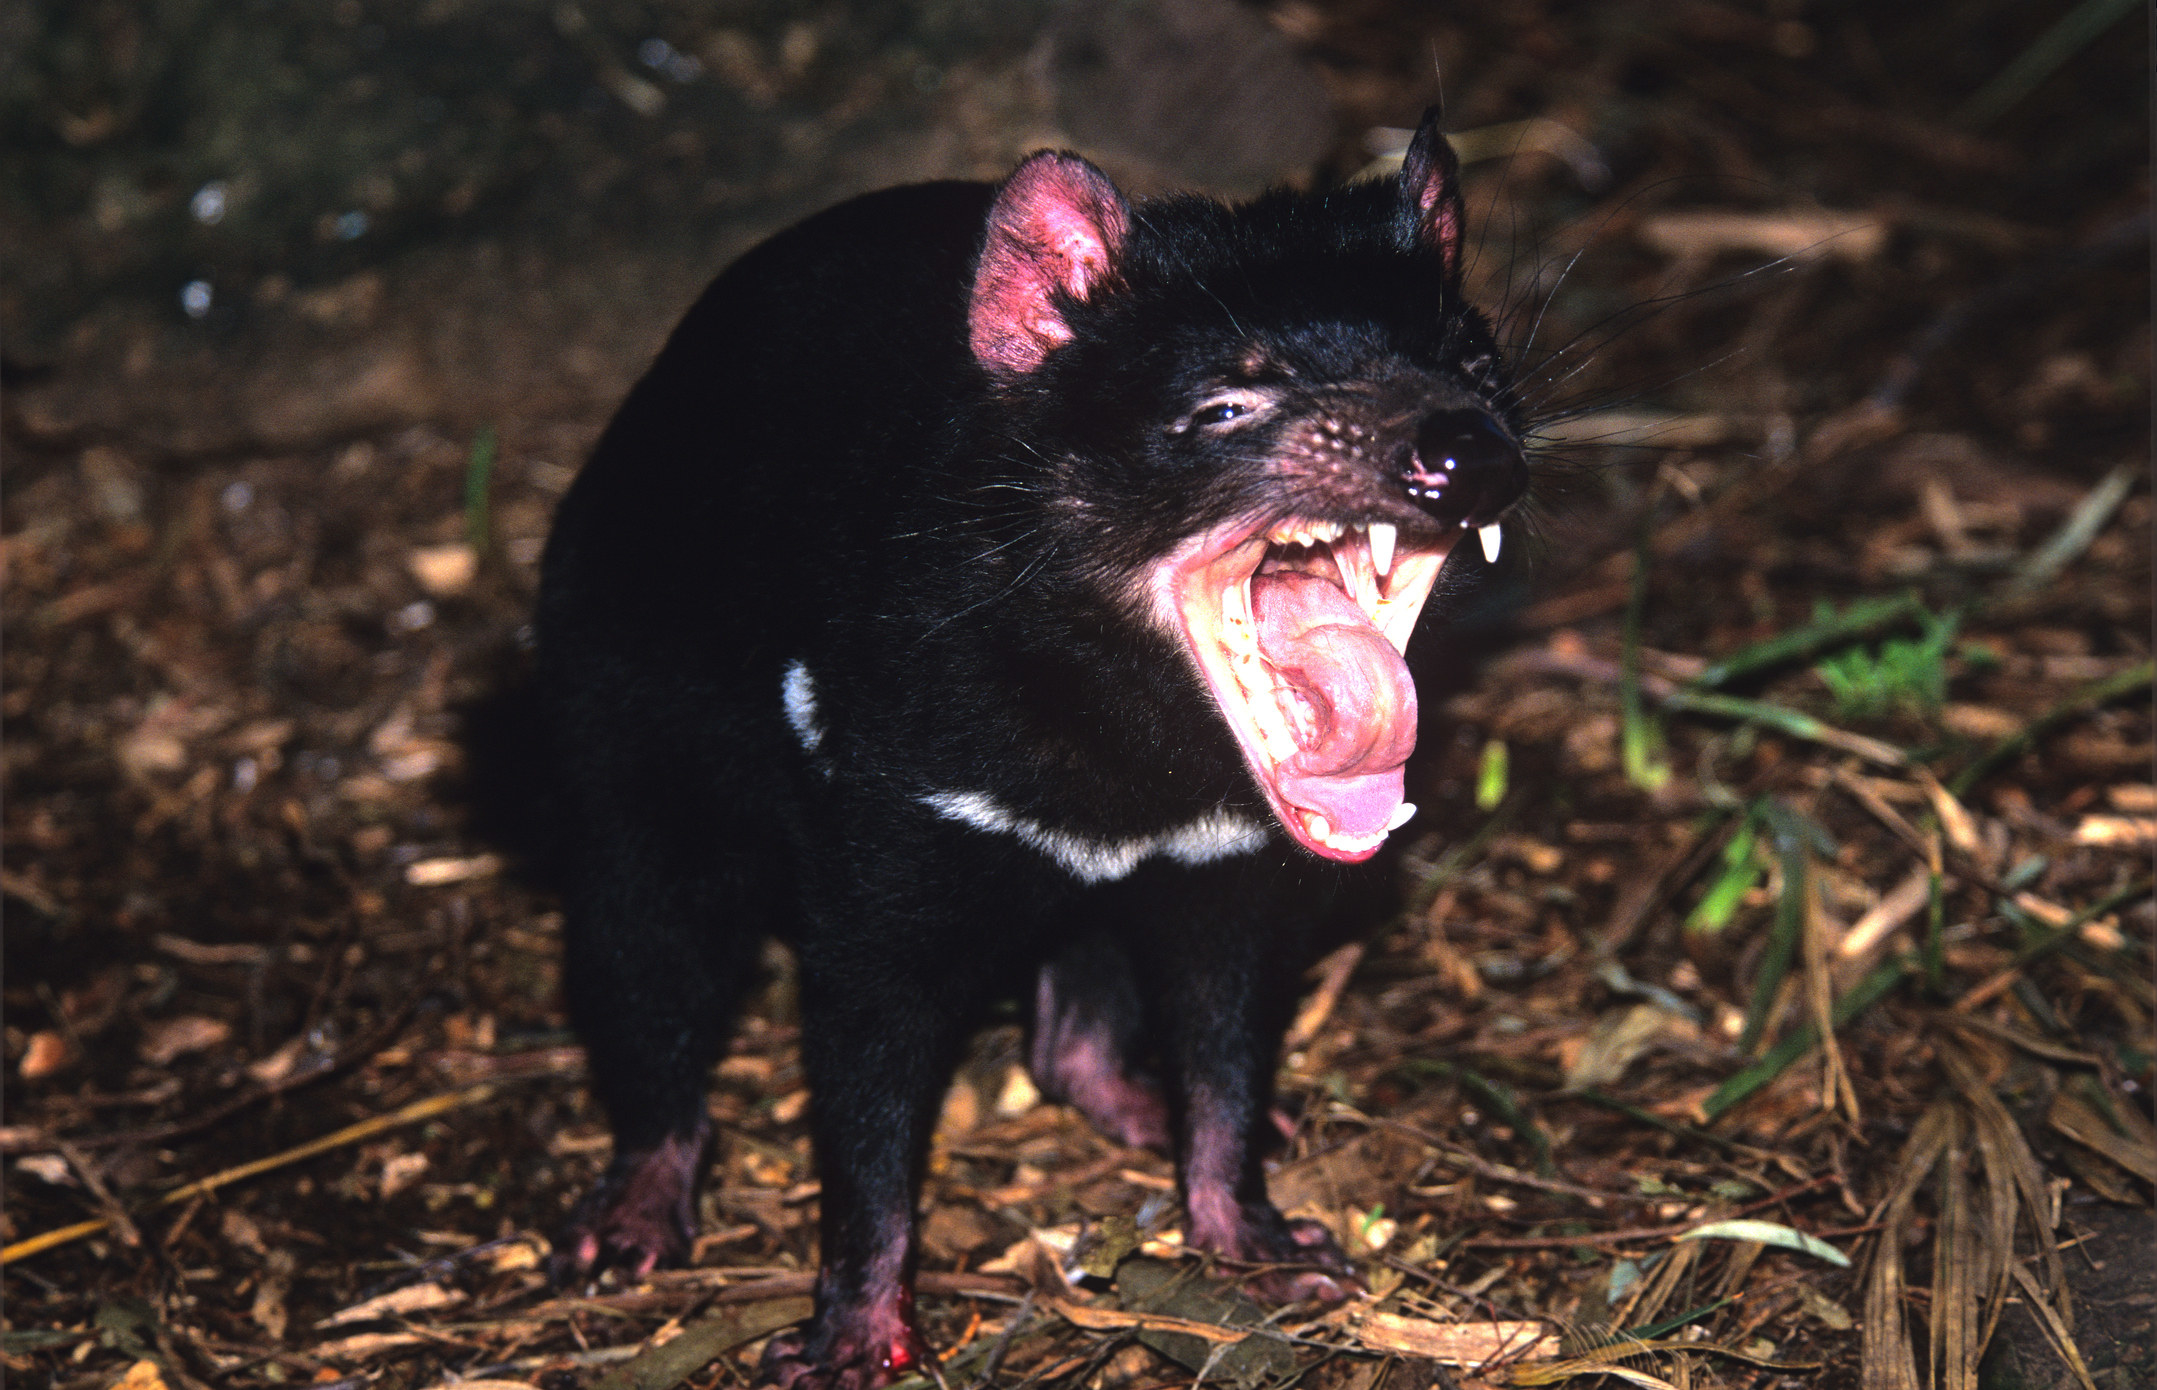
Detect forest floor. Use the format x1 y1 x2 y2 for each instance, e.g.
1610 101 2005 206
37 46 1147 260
4 3 2150 1389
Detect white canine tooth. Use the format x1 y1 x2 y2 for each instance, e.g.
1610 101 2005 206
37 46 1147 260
1478 523 1503 564
1308 813 1332 841
1385 801 1417 831
1368 522 1396 577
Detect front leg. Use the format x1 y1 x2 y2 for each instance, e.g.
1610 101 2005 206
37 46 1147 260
759 915 1009 1388
1133 862 1364 1306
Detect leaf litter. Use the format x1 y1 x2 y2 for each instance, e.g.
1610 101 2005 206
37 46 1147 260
3 3 2149 1389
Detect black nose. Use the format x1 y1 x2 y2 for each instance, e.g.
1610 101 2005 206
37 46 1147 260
1400 409 1526 528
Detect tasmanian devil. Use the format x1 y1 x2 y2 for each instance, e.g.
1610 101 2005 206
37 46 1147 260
533 109 1529 1387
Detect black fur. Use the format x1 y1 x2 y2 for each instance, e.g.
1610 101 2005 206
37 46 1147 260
534 113 1526 1389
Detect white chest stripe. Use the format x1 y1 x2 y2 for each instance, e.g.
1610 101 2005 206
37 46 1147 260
919 790 1269 884
781 660 823 752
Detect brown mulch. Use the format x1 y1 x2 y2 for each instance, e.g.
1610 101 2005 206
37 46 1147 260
4 4 2149 1389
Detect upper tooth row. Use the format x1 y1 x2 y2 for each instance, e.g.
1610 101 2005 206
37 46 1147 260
1266 517 1499 570
1268 519 1347 547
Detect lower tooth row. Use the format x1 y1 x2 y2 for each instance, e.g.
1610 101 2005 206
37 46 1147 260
1305 806 1414 852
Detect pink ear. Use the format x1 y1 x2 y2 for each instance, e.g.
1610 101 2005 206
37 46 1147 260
969 152 1130 378
1399 110 1466 273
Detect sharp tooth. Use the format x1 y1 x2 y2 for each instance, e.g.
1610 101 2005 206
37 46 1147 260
1478 523 1503 564
1385 801 1417 831
1307 813 1331 841
1368 522 1396 577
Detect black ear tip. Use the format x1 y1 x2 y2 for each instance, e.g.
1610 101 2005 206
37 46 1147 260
1419 102 1444 131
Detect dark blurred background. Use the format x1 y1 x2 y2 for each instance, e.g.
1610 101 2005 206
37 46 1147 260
4 0 2145 456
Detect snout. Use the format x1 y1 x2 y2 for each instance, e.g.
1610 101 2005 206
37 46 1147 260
1398 409 1527 529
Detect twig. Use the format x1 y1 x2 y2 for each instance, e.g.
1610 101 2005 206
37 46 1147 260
54 1139 141 1249
2001 461 2141 600
1377 1118 1622 1204
1285 943 1365 1051
2 1083 498 1263
1948 660 2155 796
1951 879 2153 1012
54 1004 426 1152
1460 1176 1837 1250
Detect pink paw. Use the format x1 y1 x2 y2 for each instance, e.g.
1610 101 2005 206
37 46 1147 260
548 1127 706 1284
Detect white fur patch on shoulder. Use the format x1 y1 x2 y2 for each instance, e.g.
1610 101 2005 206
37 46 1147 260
781 660 823 752
919 791 1268 885
1159 809 1273 864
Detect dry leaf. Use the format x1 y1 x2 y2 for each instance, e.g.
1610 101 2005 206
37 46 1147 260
138 1014 233 1065
108 1360 170 1390
316 1281 465 1328
1348 1309 1559 1364
2048 1093 2157 1183
311 1331 429 1360
407 543 478 595
404 853 502 886
2105 783 2156 813
380 1150 431 1198
2072 814 2154 847
20 1030 71 1079
1838 869 1934 960
17 1153 73 1187
1940 704 2020 740
1562 1003 1685 1091
245 1036 309 1085
219 1209 268 1256
253 1249 296 1341
994 1063 1041 1116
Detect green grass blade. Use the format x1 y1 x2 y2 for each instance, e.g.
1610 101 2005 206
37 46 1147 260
464 423 499 556
1696 593 1921 689
1736 806 1810 1055
1621 531 1671 791
1660 687 1907 766
1476 737 1509 811
1704 958 1908 1120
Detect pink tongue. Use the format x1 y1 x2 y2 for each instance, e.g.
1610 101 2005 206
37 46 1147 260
1250 571 1418 837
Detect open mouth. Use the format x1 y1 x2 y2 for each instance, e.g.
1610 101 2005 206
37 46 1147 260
1156 515 1453 862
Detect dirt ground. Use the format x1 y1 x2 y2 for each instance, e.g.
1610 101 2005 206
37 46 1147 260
3 3 2151 1389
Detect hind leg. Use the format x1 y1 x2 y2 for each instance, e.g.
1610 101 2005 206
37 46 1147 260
550 837 767 1281
1028 932 1172 1151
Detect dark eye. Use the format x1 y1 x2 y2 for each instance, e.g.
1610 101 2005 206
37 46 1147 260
1173 390 1269 434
